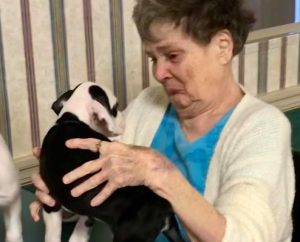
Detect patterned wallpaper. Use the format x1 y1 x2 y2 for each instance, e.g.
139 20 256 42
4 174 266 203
0 0 299 166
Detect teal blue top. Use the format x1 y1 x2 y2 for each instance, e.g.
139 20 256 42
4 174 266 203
151 104 234 242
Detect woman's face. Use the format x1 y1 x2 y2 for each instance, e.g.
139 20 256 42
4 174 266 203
143 22 233 111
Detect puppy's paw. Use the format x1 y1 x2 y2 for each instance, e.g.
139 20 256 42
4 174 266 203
5 234 23 242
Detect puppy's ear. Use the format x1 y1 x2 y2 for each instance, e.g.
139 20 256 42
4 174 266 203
51 90 74 115
89 85 111 113
90 100 123 135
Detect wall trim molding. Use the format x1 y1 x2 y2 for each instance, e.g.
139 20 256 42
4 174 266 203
259 85 300 111
248 22 300 43
16 155 38 185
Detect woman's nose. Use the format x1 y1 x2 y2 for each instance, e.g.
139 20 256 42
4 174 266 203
153 61 171 83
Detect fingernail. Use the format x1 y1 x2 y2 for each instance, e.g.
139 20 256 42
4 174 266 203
71 189 79 197
63 176 69 184
65 140 71 147
49 200 55 207
91 200 98 207
91 198 102 207
66 139 76 147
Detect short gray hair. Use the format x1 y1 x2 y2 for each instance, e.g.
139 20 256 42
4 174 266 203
132 0 255 56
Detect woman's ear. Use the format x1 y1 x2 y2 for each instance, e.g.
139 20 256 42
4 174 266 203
213 30 234 65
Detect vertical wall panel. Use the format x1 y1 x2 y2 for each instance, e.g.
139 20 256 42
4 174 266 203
92 0 114 91
109 0 127 110
83 0 96 83
244 43 259 95
20 0 40 147
0 14 12 150
148 60 158 87
123 0 143 102
1 0 32 157
267 38 282 92
285 34 300 87
49 0 70 96
30 0 57 140
64 0 87 87
232 55 239 82
238 49 245 86
298 33 300 85
141 47 150 88
280 37 287 89
257 41 268 94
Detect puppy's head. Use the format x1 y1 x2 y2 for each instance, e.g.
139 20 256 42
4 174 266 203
51 82 124 137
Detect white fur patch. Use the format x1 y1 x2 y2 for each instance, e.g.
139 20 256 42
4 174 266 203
69 216 92 242
0 134 23 242
43 209 62 242
57 82 124 138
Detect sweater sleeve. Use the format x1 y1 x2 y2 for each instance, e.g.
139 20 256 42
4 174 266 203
214 105 294 242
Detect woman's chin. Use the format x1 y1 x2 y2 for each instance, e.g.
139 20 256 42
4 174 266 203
169 95 193 109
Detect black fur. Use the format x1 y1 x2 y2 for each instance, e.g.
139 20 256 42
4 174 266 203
89 86 118 117
40 112 184 242
51 90 74 115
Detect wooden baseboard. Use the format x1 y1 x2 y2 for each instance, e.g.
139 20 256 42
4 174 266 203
16 155 39 185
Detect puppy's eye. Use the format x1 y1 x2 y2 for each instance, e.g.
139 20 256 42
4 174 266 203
111 103 119 117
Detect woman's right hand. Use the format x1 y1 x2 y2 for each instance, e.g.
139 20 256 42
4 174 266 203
29 147 56 222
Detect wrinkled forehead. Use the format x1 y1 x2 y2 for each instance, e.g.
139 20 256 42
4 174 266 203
141 18 183 42
143 22 190 51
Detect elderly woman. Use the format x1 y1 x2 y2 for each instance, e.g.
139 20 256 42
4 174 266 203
31 0 295 241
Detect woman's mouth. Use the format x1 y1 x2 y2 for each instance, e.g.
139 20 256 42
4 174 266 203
165 89 183 96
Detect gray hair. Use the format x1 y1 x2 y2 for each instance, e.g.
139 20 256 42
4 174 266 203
132 0 256 56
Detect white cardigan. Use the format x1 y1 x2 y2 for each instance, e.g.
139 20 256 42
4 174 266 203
122 86 295 242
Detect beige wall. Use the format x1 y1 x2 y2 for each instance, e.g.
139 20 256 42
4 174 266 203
0 1 299 181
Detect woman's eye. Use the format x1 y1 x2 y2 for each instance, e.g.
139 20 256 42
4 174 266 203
167 53 180 62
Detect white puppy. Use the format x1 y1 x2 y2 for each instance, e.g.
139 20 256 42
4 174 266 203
0 135 23 242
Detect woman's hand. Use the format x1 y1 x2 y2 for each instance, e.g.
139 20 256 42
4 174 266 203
63 138 175 207
29 147 56 222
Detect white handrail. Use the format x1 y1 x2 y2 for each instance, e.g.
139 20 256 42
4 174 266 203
247 22 300 43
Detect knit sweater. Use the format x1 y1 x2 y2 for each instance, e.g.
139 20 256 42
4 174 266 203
121 85 295 242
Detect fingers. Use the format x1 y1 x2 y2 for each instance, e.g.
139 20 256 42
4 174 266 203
65 138 109 153
91 182 116 207
63 158 105 185
31 173 56 207
31 173 49 193
35 190 56 207
29 200 42 222
70 171 108 197
32 147 41 159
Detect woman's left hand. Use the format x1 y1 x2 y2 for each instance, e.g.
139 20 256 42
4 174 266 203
63 138 172 207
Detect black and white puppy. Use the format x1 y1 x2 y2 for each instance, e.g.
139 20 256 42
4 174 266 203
0 134 23 242
40 82 184 242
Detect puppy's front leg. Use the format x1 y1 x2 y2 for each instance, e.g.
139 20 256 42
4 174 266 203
69 216 93 242
43 208 62 242
3 194 23 242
